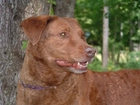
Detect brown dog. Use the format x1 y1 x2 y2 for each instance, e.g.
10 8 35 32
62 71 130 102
16 15 140 105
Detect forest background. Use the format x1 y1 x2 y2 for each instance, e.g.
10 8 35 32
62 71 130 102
75 0 140 71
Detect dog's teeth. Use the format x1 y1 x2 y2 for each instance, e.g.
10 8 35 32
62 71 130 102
78 62 83 67
86 62 89 66
78 62 81 66
77 62 88 68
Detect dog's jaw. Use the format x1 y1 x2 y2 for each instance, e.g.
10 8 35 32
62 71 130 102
56 60 89 74
68 67 88 74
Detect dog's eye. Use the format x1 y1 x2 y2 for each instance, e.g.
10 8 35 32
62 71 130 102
59 32 68 38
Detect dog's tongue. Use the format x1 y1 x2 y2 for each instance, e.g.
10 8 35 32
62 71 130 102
56 60 88 70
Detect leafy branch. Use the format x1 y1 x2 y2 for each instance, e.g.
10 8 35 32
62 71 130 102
47 0 56 15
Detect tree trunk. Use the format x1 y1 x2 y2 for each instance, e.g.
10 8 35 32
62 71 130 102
102 5 109 69
54 0 76 17
0 0 50 105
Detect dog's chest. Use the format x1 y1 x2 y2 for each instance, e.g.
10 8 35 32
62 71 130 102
27 85 91 105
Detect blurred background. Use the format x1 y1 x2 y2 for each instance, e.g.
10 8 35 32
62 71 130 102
75 0 140 71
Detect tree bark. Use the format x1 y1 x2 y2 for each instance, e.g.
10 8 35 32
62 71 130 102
0 0 50 105
102 6 109 69
54 0 76 17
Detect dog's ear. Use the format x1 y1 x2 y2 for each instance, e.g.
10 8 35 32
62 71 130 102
21 15 57 45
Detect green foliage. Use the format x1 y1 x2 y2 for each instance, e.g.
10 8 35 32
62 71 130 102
75 0 140 70
47 0 56 5
123 51 140 69
88 58 103 72
75 0 140 45
47 0 56 15
22 40 28 50
131 29 140 43
88 51 140 71
75 0 103 46
88 55 121 72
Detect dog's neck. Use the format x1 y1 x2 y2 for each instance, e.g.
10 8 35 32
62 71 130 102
20 52 78 87
19 78 57 90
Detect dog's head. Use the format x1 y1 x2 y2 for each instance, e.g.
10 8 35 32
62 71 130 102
21 15 96 74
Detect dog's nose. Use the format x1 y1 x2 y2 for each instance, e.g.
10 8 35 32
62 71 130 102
85 47 96 57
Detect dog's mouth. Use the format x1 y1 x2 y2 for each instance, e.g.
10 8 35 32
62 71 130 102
56 60 88 72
